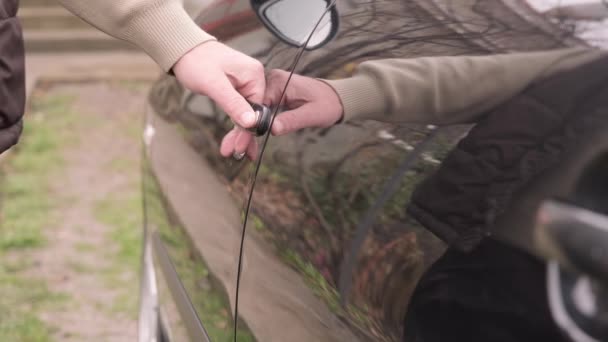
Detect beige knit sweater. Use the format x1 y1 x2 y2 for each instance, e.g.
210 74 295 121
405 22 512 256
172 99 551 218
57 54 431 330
325 48 607 125
51 1 607 126
57 0 216 71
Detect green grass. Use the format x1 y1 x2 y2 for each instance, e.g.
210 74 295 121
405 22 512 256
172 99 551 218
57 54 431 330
91 103 143 317
116 80 149 93
108 292 139 319
0 95 76 250
0 92 78 340
106 158 135 173
0 309 52 342
93 189 142 317
67 260 94 274
94 191 142 269
73 241 96 253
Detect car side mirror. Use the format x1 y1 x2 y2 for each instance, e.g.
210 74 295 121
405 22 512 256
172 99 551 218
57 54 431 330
536 199 608 285
251 0 339 50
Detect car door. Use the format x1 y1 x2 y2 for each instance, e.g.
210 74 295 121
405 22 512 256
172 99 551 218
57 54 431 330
142 1 583 341
142 1 299 341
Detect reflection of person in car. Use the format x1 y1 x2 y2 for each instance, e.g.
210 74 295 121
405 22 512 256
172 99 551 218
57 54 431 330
1 0 265 158
253 47 608 341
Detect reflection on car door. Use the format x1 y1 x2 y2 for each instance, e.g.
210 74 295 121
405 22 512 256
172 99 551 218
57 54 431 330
143 0 583 341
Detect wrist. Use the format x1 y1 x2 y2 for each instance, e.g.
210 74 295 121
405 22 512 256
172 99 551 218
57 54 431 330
171 40 219 76
123 0 216 72
316 79 345 125
321 75 385 122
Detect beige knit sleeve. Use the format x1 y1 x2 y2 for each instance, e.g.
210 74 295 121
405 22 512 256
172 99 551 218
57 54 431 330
57 0 216 71
323 48 605 125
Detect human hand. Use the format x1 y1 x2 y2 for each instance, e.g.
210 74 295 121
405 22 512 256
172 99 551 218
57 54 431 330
173 41 264 160
264 69 344 136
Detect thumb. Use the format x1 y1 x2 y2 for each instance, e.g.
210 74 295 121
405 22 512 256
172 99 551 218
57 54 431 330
205 75 257 128
272 104 330 136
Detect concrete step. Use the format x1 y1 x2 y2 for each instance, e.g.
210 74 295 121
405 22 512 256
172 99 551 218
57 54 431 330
23 29 139 53
19 6 90 30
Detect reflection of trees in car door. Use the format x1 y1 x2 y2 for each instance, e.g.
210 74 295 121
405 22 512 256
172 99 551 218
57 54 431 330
239 0 587 341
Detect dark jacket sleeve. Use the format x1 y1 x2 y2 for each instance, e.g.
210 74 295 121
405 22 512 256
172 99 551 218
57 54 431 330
0 8 26 153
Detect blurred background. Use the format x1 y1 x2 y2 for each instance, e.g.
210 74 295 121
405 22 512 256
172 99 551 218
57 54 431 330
0 1 209 341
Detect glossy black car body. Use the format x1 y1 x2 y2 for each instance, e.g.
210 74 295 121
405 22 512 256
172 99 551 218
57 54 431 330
139 1 607 341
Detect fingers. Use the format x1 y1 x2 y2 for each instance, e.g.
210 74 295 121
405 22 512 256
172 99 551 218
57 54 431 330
205 75 258 129
266 69 328 136
172 42 266 161
212 63 265 157
265 69 344 135
234 129 253 154
263 69 291 106
220 127 258 161
220 128 239 158
208 57 265 124
174 42 265 129
235 62 266 105
246 139 259 160
273 102 340 135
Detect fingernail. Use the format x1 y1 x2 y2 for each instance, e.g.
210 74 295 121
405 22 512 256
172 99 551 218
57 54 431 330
273 120 283 134
241 112 256 127
233 151 246 161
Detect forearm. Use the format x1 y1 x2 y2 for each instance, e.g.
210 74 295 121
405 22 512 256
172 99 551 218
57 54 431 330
324 48 605 125
57 0 216 71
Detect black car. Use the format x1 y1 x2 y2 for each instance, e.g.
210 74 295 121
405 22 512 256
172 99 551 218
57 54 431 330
138 1 608 341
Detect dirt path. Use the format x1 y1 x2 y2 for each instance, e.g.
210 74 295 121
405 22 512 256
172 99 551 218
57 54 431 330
20 82 148 341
